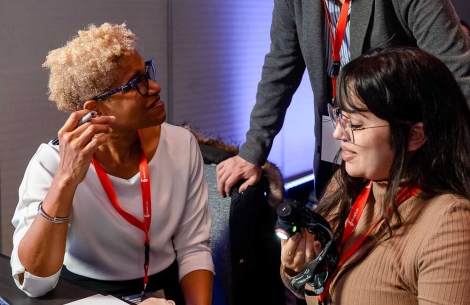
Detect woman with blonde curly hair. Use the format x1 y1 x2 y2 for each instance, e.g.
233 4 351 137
10 23 214 305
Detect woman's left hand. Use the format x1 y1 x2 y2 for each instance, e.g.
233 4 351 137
281 228 323 275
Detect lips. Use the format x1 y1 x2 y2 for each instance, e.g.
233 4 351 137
148 96 164 109
341 146 355 153
341 145 356 161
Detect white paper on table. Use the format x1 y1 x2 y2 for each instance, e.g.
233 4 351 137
321 115 341 164
64 294 129 305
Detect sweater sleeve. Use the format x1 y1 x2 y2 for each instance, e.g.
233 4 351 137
10 144 62 297
417 197 470 304
173 134 215 280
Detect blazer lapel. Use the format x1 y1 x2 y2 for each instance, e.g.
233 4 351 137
350 0 374 59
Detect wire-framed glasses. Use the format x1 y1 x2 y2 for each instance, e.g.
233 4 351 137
92 60 156 101
327 103 389 144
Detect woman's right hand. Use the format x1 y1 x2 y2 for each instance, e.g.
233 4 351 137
281 228 323 275
56 110 114 186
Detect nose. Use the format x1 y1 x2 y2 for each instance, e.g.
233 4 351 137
332 123 347 141
148 79 161 95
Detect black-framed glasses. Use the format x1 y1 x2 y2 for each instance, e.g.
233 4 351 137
92 60 156 100
327 103 389 144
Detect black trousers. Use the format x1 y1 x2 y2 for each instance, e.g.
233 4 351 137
61 259 185 304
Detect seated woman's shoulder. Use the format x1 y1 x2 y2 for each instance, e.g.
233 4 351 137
161 123 197 141
162 122 190 133
35 142 60 162
427 192 470 215
21 143 61 177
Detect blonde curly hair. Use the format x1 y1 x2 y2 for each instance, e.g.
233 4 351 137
43 22 137 111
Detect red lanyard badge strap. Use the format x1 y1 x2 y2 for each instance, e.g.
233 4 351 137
340 180 371 252
92 132 152 295
318 182 420 303
322 0 351 102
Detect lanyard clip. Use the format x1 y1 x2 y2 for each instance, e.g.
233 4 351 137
144 242 150 266
140 283 148 302
332 61 341 77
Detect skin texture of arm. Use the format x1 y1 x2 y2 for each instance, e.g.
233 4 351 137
180 270 213 305
17 111 114 280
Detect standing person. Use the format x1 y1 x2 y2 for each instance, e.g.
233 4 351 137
10 23 214 305
216 0 470 201
280 47 470 304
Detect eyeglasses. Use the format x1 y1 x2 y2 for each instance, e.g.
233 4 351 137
327 103 389 144
92 60 156 100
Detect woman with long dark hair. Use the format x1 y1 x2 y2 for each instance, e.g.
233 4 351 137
281 47 470 305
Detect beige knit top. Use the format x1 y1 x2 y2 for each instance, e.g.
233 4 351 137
281 181 470 305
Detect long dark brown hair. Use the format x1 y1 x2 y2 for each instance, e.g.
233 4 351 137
317 47 470 241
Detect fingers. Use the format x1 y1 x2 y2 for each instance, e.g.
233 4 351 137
238 173 260 193
216 158 242 197
304 236 319 263
216 160 235 197
59 114 115 151
55 112 115 184
303 230 323 258
281 232 301 267
57 110 91 138
74 117 114 148
281 229 323 273
224 172 241 197
314 241 323 257
216 156 262 197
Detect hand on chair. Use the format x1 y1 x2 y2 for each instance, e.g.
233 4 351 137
216 156 262 197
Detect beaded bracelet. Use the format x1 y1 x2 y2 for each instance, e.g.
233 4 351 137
37 202 70 224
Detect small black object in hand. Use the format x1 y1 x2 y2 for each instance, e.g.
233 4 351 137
275 199 339 295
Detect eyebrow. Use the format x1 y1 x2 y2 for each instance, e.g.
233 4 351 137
354 111 369 119
126 71 143 83
342 111 371 124
342 108 369 117
125 63 147 83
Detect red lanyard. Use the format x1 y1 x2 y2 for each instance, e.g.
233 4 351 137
322 0 351 102
91 132 152 294
318 181 420 303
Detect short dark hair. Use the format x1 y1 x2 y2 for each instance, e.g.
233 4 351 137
318 46 470 241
